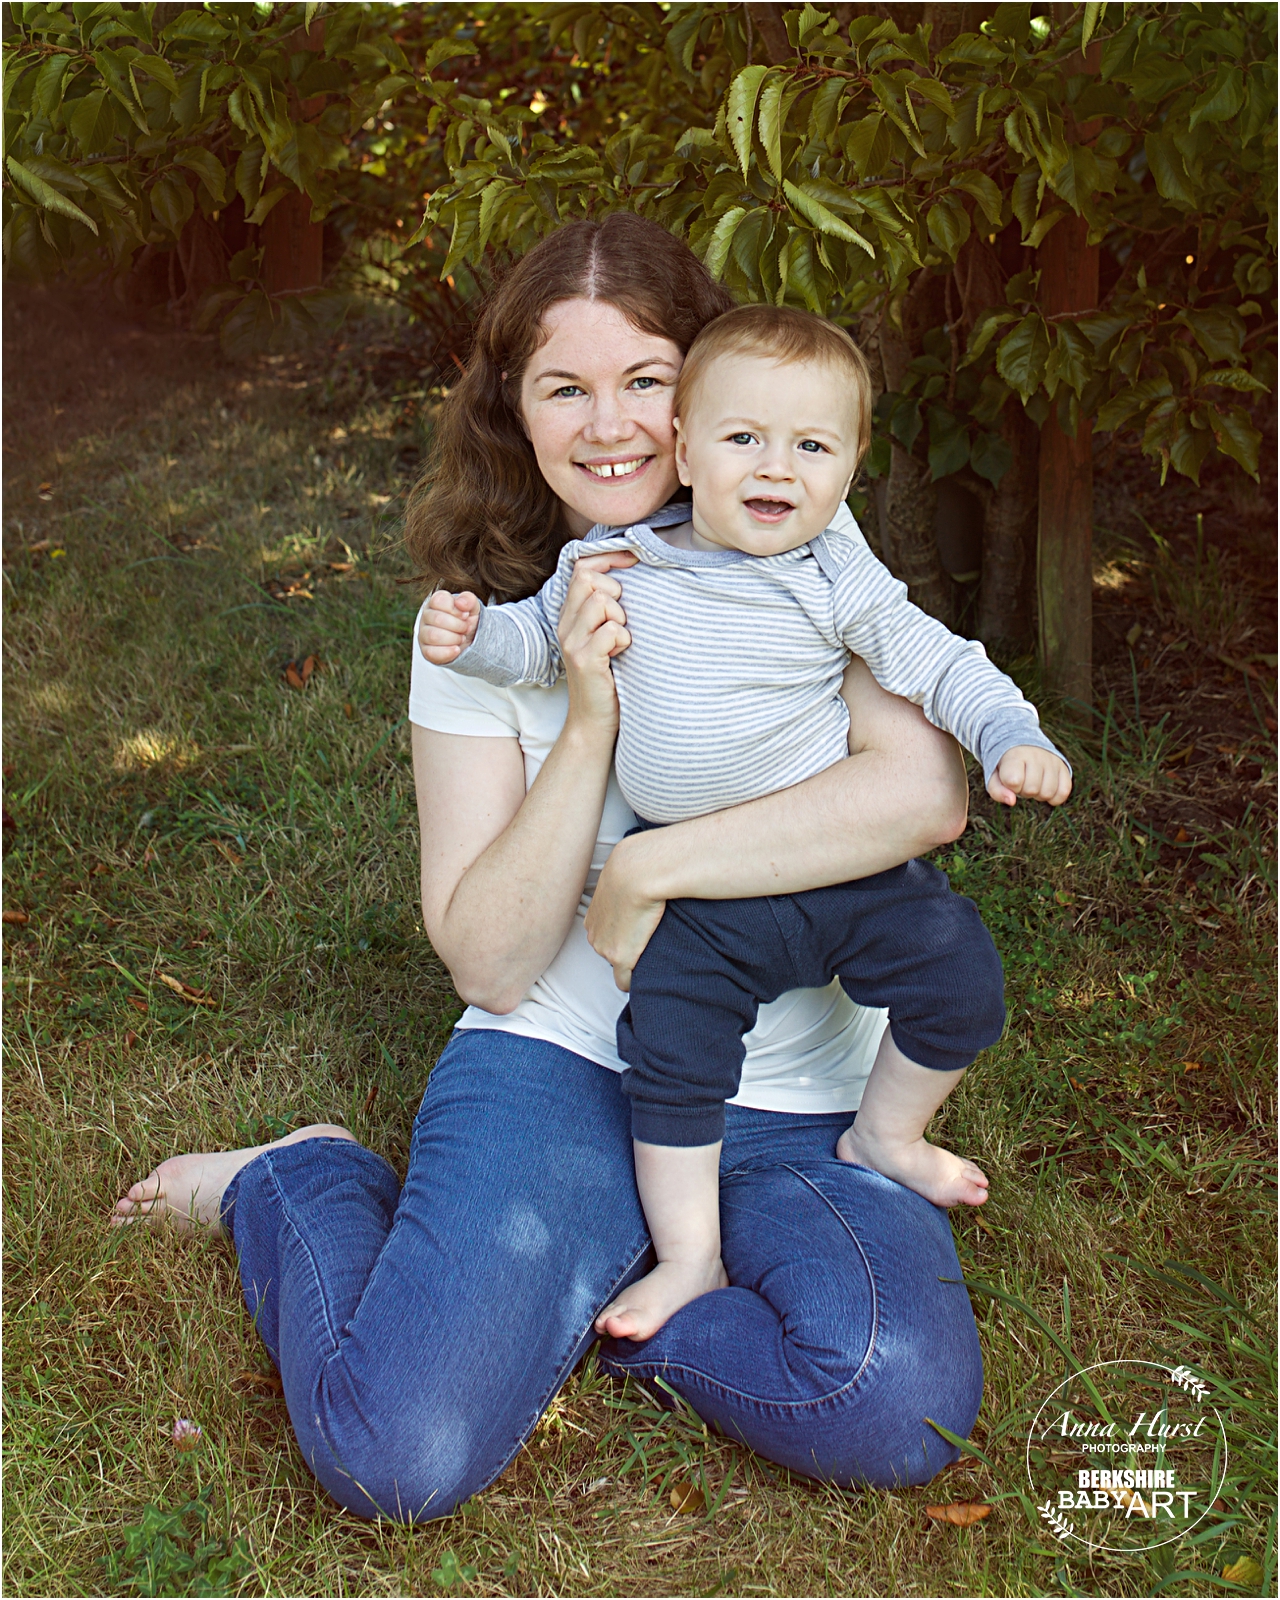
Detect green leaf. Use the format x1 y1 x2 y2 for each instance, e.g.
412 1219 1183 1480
219 288 277 359
1080 1 1102 50
926 192 970 260
245 185 288 227
1010 170 1038 237
1044 322 1093 399
911 78 955 120
996 313 1050 401
34 52 73 118
1189 64 1245 130
1144 133 1196 209
808 76 845 146
844 112 884 175
5 155 97 235
780 228 823 313
1096 374 1173 431
703 205 746 279
783 180 875 256
1207 405 1260 478
274 123 324 192
964 307 1018 364
927 405 970 480
174 148 226 206
235 145 265 211
160 11 229 44
1024 208 1065 249
149 169 193 238
886 393 922 450
970 430 1013 487
1196 368 1269 394
1049 145 1099 213
1176 307 1246 366
1168 418 1212 485
757 72 785 184
424 37 478 76
952 170 1002 229
728 64 768 178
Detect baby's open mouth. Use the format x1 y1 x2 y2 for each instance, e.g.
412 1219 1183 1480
744 497 795 519
579 457 651 480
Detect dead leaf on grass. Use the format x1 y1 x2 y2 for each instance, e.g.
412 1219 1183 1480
126 996 148 1015
124 1030 139 1049
1174 827 1191 842
234 1369 284 1395
1182 1061 1205 1073
283 655 322 690
3 909 30 925
669 1481 705 1515
925 1502 991 1526
213 841 243 867
1222 1556 1263 1587
158 973 216 1007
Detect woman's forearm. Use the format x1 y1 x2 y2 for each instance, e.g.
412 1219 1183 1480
416 721 614 1013
623 732 967 903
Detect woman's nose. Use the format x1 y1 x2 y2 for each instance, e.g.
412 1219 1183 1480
583 396 635 444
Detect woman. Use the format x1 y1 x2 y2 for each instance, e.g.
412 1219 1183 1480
115 213 982 1522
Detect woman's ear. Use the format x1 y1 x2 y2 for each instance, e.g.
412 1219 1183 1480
674 418 693 487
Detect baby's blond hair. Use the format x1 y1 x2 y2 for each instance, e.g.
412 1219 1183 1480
673 304 873 465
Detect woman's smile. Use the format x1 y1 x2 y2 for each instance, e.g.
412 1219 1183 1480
579 455 654 481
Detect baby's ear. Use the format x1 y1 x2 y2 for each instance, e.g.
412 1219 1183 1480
673 419 693 486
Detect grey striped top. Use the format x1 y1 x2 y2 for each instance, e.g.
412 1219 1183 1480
448 501 1065 825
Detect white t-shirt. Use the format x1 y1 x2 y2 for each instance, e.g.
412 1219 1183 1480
408 602 886 1114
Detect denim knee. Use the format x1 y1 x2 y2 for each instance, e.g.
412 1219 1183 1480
300 1404 493 1524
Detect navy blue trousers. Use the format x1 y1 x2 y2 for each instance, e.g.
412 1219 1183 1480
617 855 1006 1147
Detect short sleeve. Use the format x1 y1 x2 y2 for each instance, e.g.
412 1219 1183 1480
408 599 521 738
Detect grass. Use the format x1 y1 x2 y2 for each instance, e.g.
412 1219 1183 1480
2 287 1275 1599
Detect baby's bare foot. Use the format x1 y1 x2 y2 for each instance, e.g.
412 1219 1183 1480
836 1126 988 1208
595 1257 729 1342
111 1124 357 1236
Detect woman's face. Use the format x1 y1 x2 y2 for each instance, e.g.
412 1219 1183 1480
518 298 684 537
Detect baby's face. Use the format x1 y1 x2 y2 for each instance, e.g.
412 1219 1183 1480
674 353 862 556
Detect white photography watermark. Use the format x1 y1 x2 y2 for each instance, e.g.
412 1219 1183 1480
1026 1359 1228 1555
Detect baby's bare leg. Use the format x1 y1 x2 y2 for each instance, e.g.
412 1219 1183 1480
836 1030 988 1207
594 1141 728 1342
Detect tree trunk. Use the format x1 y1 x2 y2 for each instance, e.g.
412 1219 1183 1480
974 399 1038 653
1035 37 1101 709
262 17 325 295
744 4 792 63
880 314 952 622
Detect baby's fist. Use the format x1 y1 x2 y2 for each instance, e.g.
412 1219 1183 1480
419 590 480 664
988 746 1072 807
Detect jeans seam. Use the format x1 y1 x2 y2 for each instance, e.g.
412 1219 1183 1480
458 1231 655 1504
266 1157 341 1357
609 1162 879 1411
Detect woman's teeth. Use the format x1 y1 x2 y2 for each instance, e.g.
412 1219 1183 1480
584 458 646 479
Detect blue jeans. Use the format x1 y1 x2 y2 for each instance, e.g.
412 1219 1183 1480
222 1029 982 1522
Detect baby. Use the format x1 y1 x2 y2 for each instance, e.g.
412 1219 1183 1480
420 305 1072 1343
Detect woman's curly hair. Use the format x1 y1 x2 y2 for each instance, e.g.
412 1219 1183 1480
404 213 734 602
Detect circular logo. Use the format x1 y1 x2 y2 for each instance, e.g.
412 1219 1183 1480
1026 1360 1228 1554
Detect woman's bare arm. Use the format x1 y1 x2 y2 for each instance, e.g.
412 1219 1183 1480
414 552 635 1014
584 656 969 988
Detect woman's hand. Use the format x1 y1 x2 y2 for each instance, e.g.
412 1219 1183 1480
557 550 637 739
584 832 666 992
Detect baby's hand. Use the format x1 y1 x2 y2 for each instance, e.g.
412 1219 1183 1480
419 590 480 664
988 746 1072 807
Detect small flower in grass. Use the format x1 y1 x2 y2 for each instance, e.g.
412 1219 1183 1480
172 1418 202 1452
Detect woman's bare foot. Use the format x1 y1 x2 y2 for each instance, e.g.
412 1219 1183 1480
595 1256 728 1342
111 1124 358 1237
836 1125 989 1208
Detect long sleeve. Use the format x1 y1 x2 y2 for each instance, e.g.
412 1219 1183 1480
815 527 1067 785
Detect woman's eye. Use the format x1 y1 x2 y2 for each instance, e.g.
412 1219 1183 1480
553 385 585 399
630 376 659 391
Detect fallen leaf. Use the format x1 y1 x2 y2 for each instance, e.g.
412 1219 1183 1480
284 663 305 690
234 1369 284 1395
124 1030 139 1049
328 561 354 573
92 862 111 876
300 654 320 683
670 1481 706 1515
214 840 244 866
364 1083 379 1112
925 1502 991 1527
126 996 149 1015
158 973 216 1007
1125 622 1143 648
1222 1557 1263 1588
1217 745 1237 755
3 909 30 925
38 481 52 492
142 846 158 864
27 539 53 554
1174 827 1191 843
1053 888 1075 905
1182 1061 1205 1073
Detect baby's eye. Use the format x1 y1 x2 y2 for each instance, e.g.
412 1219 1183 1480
798 439 828 454
729 432 756 446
